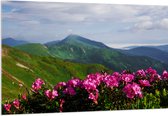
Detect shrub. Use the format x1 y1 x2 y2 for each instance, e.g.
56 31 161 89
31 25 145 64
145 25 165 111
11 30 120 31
2 67 168 114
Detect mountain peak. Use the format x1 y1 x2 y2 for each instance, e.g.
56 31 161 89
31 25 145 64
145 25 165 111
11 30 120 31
62 34 108 49
64 34 85 41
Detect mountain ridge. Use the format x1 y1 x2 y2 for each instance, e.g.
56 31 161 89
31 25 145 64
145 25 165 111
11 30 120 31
2 38 29 47
122 46 168 64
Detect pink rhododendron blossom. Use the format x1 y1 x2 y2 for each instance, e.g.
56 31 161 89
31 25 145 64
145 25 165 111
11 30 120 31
35 78 45 85
132 83 142 96
32 78 45 92
122 74 134 83
123 84 135 99
22 93 27 100
4 104 11 112
45 89 58 99
136 69 146 77
86 73 103 85
103 75 119 88
67 78 82 88
139 80 151 87
112 72 120 77
123 83 143 99
54 82 66 90
121 70 128 74
88 90 99 103
13 99 20 109
145 67 157 81
83 79 97 92
63 87 76 95
162 70 168 80
156 74 162 81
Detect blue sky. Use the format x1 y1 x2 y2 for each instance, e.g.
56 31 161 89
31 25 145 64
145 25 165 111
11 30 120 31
2 1 168 48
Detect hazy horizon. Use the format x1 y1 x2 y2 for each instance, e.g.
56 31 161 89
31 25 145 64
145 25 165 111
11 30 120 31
2 1 168 48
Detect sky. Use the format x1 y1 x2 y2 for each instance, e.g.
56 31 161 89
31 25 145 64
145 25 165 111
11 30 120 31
2 1 168 48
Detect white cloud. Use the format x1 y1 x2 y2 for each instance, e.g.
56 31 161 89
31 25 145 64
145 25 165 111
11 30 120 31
159 18 168 29
2 1 168 44
133 20 154 30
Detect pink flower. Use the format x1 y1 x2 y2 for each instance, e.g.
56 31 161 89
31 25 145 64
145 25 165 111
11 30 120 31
123 83 143 99
13 99 20 109
45 89 58 99
139 80 151 87
4 104 11 112
145 67 158 82
35 78 45 85
63 87 76 95
162 70 168 80
112 72 120 77
122 74 134 83
67 78 82 88
132 83 142 96
32 78 45 92
54 82 66 90
136 69 146 77
83 79 97 92
88 90 99 103
123 84 135 99
86 73 103 86
103 75 119 88
22 93 27 100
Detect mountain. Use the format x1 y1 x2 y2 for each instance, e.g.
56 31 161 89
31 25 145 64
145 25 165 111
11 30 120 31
45 34 109 59
153 45 168 53
123 45 168 53
45 34 108 49
14 34 168 72
2 38 29 46
2 45 110 102
123 46 139 50
124 47 168 64
15 43 51 56
45 34 168 72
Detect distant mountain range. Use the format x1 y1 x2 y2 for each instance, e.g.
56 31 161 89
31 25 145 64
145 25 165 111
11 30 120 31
123 45 168 53
2 38 29 46
2 34 168 72
123 47 168 64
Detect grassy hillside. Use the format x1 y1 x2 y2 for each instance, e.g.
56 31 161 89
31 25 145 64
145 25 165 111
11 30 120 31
2 45 110 102
15 43 51 56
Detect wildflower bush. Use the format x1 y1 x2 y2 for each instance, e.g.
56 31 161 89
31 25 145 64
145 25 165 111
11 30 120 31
2 67 168 114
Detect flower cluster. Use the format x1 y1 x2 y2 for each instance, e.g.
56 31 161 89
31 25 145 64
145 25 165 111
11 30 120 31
3 67 168 114
123 83 143 99
162 70 168 80
45 89 58 99
32 78 45 92
3 99 21 112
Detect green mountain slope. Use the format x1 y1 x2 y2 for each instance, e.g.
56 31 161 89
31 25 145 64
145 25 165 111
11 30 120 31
2 45 110 102
13 34 168 72
15 43 50 56
46 35 168 72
